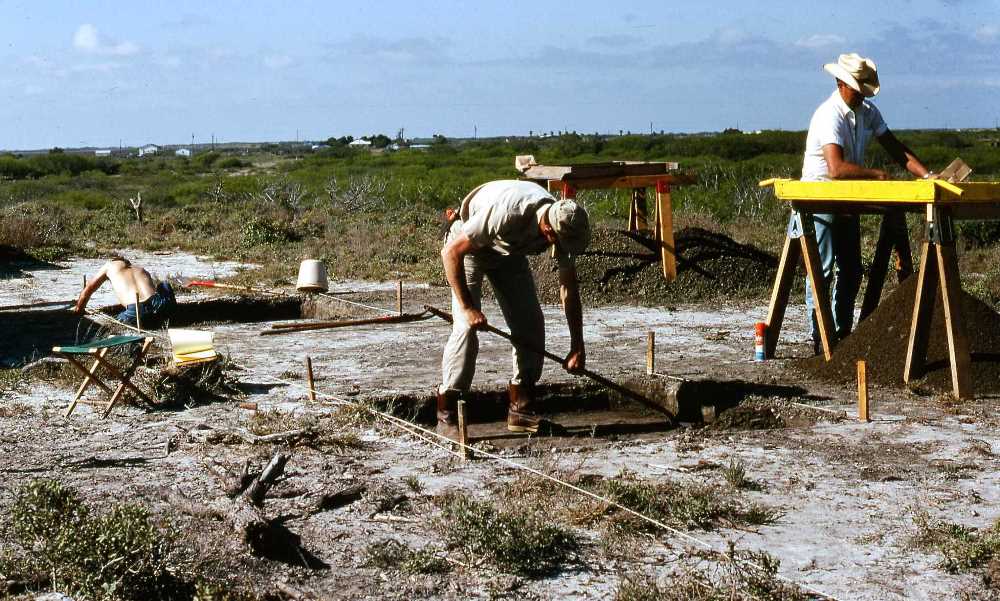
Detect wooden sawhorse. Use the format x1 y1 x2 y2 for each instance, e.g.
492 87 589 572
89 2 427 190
763 210 915 361
904 206 973 399
523 161 693 282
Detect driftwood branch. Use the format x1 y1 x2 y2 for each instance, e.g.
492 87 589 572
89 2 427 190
245 452 288 506
129 191 143 225
159 451 290 546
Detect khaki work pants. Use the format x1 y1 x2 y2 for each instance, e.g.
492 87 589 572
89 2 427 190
440 222 545 393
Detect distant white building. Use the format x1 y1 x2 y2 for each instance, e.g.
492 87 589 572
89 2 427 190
311 144 329 150
138 144 160 157
175 148 191 157
348 139 372 148
94 149 112 157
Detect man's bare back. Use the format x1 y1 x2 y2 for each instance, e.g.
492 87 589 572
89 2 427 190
74 257 157 313
105 260 157 306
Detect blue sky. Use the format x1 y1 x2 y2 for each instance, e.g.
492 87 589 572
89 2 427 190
2 0 999 150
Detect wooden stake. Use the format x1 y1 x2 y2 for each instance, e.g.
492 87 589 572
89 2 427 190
646 331 655 375
396 280 403 315
857 360 870 422
134 291 142 332
457 400 471 461
305 356 316 401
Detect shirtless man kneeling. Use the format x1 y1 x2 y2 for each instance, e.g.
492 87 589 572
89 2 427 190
74 255 177 328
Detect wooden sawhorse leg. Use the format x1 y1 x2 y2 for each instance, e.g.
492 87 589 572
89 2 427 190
904 208 973 398
860 211 914 322
655 180 676 282
764 211 837 360
628 188 648 233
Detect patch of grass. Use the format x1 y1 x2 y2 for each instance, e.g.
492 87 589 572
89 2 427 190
436 492 579 578
248 408 302 436
149 356 244 407
403 475 423 493
247 409 363 451
913 512 1000 573
0 368 27 394
1 479 188 600
365 539 451 575
615 548 809 601
0 401 33 417
722 459 763 491
598 471 780 532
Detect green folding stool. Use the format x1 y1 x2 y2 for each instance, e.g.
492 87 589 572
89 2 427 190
53 335 155 418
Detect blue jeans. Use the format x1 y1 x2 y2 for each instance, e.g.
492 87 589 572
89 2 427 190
804 214 862 347
116 282 177 328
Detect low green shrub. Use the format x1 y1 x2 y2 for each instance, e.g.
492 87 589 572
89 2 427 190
436 492 579 577
913 512 1000 573
4 479 187 600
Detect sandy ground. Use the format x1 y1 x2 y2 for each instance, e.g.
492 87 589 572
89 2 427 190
2 252 1000 600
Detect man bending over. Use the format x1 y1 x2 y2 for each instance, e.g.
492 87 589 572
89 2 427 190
438 180 591 437
74 255 176 328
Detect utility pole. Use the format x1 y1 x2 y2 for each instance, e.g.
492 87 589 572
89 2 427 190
474 124 477 139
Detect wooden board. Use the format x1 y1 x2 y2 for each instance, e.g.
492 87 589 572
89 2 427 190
771 179 1000 205
544 173 694 192
524 161 679 181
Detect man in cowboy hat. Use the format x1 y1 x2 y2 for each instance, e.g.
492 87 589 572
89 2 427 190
800 52 933 353
437 179 591 437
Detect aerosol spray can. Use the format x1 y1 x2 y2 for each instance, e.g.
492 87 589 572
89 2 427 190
753 322 766 361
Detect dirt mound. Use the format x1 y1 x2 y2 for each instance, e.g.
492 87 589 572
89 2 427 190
530 227 778 306
800 275 1000 394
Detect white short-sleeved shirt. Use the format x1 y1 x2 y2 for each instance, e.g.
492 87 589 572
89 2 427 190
801 91 888 182
460 180 573 267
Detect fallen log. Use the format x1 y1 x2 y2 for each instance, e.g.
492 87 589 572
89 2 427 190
312 484 365 513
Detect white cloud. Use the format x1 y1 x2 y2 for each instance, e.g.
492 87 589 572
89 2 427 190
73 24 99 51
156 55 183 69
72 24 140 56
70 62 122 74
264 54 294 69
975 25 999 42
795 34 846 49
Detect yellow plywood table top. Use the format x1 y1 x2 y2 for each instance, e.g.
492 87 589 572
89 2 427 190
759 178 1000 205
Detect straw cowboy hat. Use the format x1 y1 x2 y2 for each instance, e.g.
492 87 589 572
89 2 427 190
824 53 880 97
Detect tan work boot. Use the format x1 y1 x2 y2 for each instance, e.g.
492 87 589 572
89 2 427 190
436 389 461 441
507 382 548 434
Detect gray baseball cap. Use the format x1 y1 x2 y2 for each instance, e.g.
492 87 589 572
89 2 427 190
546 199 591 256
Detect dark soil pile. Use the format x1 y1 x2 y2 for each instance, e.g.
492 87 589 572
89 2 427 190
800 275 1000 394
530 227 778 306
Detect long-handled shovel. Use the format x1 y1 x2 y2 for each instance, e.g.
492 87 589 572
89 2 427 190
184 279 290 296
424 304 676 424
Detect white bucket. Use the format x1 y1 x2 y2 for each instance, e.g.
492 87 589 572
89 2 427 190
296 259 329 292
168 328 215 356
